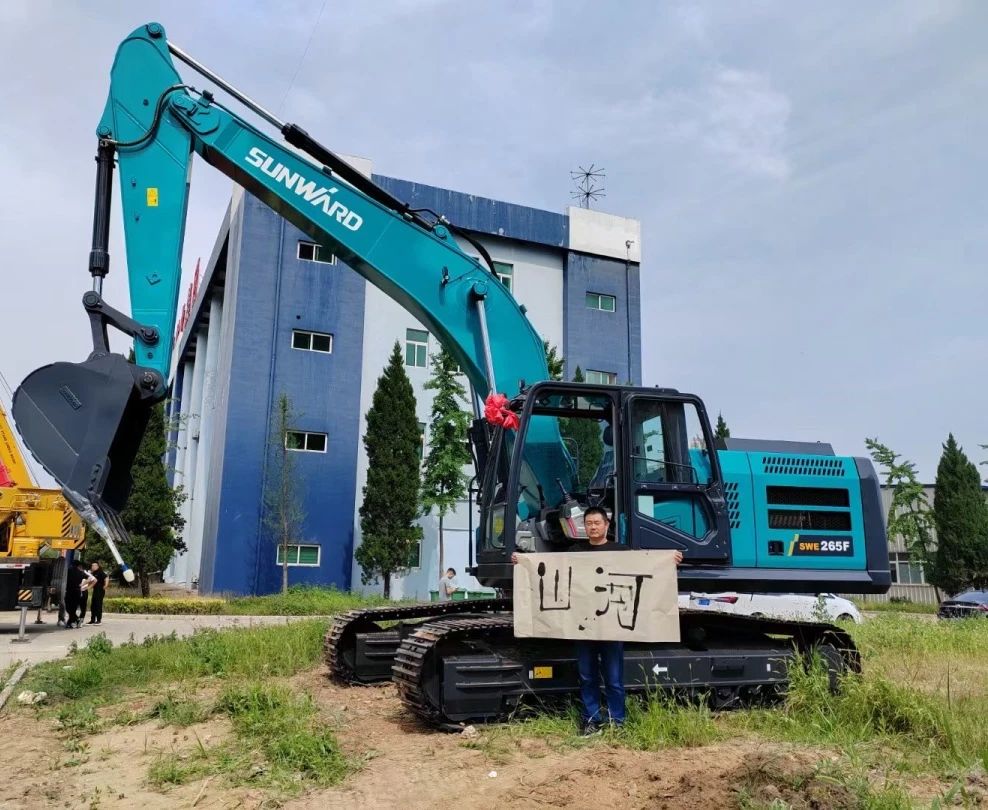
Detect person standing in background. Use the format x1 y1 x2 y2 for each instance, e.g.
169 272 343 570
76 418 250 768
87 562 107 625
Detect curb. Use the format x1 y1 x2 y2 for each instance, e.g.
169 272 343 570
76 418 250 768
0 664 30 711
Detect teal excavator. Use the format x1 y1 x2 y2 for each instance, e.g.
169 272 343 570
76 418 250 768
13 24 889 727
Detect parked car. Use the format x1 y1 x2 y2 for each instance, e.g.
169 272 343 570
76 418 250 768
937 590 988 619
678 592 863 624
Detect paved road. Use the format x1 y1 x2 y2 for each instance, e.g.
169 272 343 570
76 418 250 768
0 612 323 669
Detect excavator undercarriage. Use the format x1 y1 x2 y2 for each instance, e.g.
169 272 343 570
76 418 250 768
325 601 858 728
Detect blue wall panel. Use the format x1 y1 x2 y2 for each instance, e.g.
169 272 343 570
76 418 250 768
199 194 366 595
563 252 642 384
374 176 568 249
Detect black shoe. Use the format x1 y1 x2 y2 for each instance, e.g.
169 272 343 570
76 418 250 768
580 720 604 737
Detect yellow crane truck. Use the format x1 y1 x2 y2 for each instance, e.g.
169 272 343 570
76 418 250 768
0 403 84 612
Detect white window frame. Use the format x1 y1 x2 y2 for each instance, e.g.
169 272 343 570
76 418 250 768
406 539 422 570
585 369 618 385
405 328 429 368
493 260 513 292
276 544 322 567
297 241 337 265
586 291 616 312
285 430 328 453
889 551 927 585
291 329 333 353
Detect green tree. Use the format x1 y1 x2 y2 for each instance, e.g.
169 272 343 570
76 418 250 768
542 339 564 381
715 413 731 440
931 434 988 596
86 402 186 597
355 343 422 598
560 366 604 489
263 393 306 594
421 347 472 578
865 438 938 599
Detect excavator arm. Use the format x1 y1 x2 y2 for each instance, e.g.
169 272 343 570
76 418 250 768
13 23 565 543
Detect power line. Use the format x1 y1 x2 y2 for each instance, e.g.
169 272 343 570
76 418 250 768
277 0 329 116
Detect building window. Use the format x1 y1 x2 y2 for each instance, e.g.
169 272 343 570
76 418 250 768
297 241 336 264
493 261 513 292
585 292 616 312
292 329 333 353
406 539 421 569
585 369 618 385
285 431 328 453
406 329 429 368
417 422 427 462
889 552 927 585
276 544 321 566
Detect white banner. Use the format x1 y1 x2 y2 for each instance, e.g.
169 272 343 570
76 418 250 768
513 551 681 642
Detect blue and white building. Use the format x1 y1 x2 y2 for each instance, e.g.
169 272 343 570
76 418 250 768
165 159 642 597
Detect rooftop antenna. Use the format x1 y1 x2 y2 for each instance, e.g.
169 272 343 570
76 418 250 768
570 164 606 209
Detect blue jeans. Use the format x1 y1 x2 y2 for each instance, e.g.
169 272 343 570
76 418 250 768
575 640 625 724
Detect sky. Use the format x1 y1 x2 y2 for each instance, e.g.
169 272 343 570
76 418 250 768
0 0 984 482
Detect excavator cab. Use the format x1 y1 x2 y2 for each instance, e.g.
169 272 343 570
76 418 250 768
473 381 732 589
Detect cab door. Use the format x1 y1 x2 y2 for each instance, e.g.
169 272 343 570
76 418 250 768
621 393 731 561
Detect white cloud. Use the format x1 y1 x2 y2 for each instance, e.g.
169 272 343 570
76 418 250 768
699 68 791 180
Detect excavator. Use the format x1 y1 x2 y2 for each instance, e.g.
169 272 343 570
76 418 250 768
0 402 84 611
13 23 889 726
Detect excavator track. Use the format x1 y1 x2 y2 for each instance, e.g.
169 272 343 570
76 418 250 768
393 614 516 727
390 610 860 728
324 598 511 684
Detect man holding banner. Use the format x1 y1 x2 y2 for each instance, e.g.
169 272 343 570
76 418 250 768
513 507 683 735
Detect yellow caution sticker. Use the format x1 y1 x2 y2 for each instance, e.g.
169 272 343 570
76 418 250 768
532 666 553 679
17 589 32 604
147 187 159 207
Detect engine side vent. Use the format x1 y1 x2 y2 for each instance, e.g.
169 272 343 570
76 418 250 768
768 510 852 531
762 456 846 477
766 486 850 507
724 481 741 529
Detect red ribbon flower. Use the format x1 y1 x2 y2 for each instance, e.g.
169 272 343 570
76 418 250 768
484 393 519 431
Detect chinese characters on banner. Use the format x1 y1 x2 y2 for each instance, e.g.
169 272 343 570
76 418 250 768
513 551 681 642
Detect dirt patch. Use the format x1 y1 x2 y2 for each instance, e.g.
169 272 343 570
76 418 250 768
0 670 970 809
0 707 239 809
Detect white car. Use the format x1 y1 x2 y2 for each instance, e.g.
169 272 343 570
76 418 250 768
677 592 862 624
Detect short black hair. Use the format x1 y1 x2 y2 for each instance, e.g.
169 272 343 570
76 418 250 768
583 507 609 523
446 567 456 575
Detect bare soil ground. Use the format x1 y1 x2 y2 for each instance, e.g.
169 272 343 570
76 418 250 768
0 669 968 810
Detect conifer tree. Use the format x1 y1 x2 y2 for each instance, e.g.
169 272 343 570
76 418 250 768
264 393 306 594
86 402 186 597
543 339 564 381
421 347 471 578
560 366 604 488
715 413 731 440
866 438 938 598
355 343 422 598
931 434 988 596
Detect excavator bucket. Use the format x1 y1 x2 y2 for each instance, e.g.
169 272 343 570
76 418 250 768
11 352 163 519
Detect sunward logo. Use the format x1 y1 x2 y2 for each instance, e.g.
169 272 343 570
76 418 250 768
244 147 364 232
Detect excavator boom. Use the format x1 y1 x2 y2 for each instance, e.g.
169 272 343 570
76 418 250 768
13 23 566 541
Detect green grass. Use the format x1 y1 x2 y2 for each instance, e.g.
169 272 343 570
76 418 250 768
21 620 329 702
854 598 939 615
498 614 988 805
104 585 391 616
18 620 355 798
145 682 354 794
147 691 212 727
225 585 391 616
